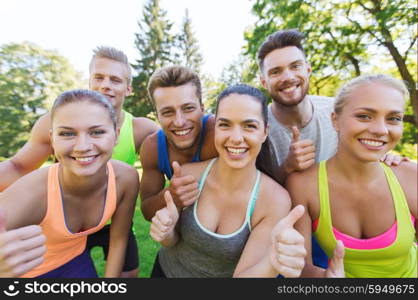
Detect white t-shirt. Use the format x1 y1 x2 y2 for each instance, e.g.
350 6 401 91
268 95 338 167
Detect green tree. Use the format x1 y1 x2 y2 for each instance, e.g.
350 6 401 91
0 42 82 159
244 0 416 156
128 0 174 118
174 9 204 75
245 0 416 123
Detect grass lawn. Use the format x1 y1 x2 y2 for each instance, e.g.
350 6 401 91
90 164 161 278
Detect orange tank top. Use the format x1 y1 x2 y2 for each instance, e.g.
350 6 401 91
22 162 117 277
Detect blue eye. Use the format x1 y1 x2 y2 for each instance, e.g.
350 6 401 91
91 130 106 136
59 131 75 137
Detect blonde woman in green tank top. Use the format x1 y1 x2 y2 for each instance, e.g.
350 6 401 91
287 74 417 278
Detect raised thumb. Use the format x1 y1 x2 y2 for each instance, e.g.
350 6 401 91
291 126 300 142
164 190 177 215
172 161 182 178
278 205 305 229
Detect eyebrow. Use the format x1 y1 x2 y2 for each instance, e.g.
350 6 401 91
268 59 304 72
56 125 106 130
217 117 261 124
159 102 198 111
355 107 403 114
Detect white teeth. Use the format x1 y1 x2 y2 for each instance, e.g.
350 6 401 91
75 156 95 162
282 86 297 92
227 147 246 154
360 140 384 147
174 129 191 136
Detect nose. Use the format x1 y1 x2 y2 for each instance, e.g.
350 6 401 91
173 111 186 127
369 118 389 136
279 67 295 82
98 77 111 91
73 134 92 152
229 126 244 144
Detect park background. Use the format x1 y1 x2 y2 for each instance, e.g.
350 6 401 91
0 0 416 277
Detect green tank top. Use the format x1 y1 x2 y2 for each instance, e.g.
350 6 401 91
111 110 137 166
314 160 417 278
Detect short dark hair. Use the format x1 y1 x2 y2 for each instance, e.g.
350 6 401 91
257 29 305 71
147 65 202 105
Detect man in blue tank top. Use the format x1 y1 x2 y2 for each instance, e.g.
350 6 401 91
140 66 218 222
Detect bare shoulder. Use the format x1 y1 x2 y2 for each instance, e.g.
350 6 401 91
258 173 291 217
110 160 139 186
391 161 417 217
0 166 49 228
132 117 160 150
139 132 159 168
181 159 213 180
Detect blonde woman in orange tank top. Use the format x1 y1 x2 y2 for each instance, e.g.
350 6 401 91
0 90 139 278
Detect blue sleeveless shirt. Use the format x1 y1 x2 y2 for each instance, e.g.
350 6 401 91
157 114 211 179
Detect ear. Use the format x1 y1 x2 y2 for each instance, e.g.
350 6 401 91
260 74 267 89
331 112 339 132
125 85 133 97
306 62 312 77
200 102 205 112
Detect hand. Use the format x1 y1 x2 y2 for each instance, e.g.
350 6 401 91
0 210 46 277
283 126 315 174
150 190 180 246
270 205 307 278
325 240 345 278
168 161 199 209
380 153 410 166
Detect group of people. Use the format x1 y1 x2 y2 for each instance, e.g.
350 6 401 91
0 29 416 278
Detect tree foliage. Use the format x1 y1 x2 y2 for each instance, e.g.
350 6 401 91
128 0 175 119
174 9 204 75
244 0 417 155
0 42 82 159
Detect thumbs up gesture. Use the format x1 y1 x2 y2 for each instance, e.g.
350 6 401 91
283 126 316 174
269 205 307 278
168 161 199 209
0 210 46 277
150 191 180 247
325 240 345 278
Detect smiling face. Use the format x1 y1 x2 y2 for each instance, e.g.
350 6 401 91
89 57 132 111
332 82 405 162
154 83 204 151
215 93 267 169
51 101 118 177
261 46 311 107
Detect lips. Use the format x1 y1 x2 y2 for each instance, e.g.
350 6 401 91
358 138 386 148
71 155 99 164
172 128 192 137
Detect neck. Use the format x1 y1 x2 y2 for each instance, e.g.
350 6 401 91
211 158 258 190
271 96 313 128
115 109 124 129
59 164 108 197
328 150 382 183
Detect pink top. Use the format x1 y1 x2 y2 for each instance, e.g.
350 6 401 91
312 216 416 250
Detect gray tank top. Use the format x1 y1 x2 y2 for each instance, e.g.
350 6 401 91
159 158 261 277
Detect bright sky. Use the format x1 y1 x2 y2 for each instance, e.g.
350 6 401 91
0 0 256 79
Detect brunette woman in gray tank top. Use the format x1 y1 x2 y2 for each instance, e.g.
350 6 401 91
150 84 307 278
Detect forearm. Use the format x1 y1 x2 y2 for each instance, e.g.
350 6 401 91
0 161 27 191
234 255 278 278
104 239 127 278
300 262 326 278
141 189 169 221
